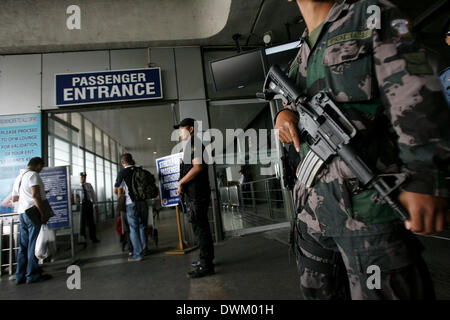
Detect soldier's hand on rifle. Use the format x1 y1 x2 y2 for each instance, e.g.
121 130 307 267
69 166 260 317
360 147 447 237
274 109 301 153
399 191 448 235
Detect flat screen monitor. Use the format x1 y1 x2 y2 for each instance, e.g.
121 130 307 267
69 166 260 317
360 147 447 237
264 40 301 73
209 49 266 92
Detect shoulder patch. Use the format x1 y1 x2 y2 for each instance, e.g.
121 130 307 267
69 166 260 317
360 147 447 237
391 19 411 39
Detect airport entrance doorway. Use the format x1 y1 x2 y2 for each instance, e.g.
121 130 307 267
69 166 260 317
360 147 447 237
44 103 185 260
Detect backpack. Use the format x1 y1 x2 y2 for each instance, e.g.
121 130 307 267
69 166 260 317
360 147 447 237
131 166 159 201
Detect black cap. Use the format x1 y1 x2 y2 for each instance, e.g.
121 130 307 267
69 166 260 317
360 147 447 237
80 172 87 177
444 17 450 35
173 118 195 129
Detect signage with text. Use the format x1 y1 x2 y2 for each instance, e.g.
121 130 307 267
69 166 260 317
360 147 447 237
0 113 41 215
40 166 71 230
156 153 183 208
55 68 163 106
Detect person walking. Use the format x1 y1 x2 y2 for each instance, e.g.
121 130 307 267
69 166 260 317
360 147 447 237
114 153 148 262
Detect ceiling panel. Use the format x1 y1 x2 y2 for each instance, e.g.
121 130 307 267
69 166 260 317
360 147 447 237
82 104 178 169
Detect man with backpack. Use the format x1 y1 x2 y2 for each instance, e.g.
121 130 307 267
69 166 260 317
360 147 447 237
114 153 158 262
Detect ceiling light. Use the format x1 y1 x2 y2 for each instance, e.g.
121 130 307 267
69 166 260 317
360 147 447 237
146 137 152 141
153 151 157 154
263 31 272 45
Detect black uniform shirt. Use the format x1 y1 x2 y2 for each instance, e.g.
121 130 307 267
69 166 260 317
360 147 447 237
179 136 210 200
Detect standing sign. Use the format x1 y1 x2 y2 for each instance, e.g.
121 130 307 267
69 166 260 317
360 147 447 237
0 113 41 215
55 67 163 106
40 166 71 230
156 153 183 208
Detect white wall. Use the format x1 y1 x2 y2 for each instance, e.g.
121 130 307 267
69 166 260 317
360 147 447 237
0 47 201 114
175 47 210 130
42 51 110 109
0 54 41 115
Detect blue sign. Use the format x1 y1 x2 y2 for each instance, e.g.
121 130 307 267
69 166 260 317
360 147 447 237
439 67 450 106
55 68 163 106
40 166 71 230
156 153 183 208
0 113 41 215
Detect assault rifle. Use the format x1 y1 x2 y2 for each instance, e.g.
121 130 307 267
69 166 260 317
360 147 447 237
257 65 409 221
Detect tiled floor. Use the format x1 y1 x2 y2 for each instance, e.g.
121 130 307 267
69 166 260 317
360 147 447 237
0 208 448 300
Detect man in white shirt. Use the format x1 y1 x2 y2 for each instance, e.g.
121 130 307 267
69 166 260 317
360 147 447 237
79 172 100 244
11 157 52 285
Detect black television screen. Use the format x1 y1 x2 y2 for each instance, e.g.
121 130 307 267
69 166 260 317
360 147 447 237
210 49 266 92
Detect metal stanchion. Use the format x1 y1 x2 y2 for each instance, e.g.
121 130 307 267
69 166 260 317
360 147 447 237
251 183 257 213
8 218 13 276
13 220 19 269
164 206 197 255
265 180 273 218
0 218 3 277
70 207 75 259
211 193 221 244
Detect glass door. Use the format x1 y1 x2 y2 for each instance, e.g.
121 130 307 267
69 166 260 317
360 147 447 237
208 100 289 236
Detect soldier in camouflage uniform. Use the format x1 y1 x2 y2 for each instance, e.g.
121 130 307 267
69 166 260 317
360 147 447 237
276 0 450 299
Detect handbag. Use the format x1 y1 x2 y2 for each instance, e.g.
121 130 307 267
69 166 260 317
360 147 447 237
25 199 54 227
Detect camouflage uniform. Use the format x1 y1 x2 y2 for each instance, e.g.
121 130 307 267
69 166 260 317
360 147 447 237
285 0 450 299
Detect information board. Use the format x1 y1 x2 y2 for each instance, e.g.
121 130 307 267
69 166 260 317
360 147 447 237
155 153 183 208
0 113 41 215
55 68 163 106
40 166 71 230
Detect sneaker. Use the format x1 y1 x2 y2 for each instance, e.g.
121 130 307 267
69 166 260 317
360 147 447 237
188 266 215 279
191 260 201 268
27 274 53 284
128 257 143 262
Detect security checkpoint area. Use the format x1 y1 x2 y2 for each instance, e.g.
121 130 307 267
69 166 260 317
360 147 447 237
0 0 449 312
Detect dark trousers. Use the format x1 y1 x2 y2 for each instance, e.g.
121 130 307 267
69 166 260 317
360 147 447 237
119 211 133 252
80 200 97 241
293 219 435 300
188 197 214 268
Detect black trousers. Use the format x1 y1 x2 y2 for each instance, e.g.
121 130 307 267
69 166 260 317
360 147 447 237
187 197 214 268
80 200 97 241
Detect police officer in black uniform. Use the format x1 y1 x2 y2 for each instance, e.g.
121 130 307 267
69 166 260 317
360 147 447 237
175 118 215 278
79 172 100 244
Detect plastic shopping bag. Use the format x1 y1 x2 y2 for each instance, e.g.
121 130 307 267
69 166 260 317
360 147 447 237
147 205 154 228
47 227 57 257
35 224 51 260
